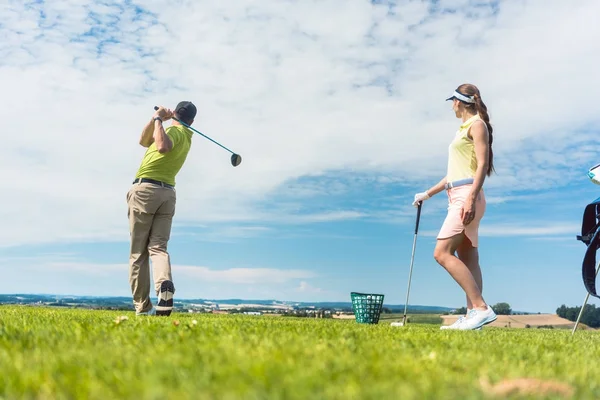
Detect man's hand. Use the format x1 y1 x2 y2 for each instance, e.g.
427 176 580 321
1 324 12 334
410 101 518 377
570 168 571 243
461 196 476 225
153 106 173 121
152 109 174 153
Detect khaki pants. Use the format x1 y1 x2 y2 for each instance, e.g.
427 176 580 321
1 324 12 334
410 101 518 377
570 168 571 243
126 182 176 314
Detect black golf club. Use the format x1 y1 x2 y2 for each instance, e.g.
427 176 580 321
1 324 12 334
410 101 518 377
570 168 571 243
391 201 422 327
153 106 242 167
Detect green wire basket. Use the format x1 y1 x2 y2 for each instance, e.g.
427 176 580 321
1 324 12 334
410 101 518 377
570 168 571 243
350 292 385 324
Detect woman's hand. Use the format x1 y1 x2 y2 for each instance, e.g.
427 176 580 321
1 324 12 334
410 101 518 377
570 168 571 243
461 196 476 225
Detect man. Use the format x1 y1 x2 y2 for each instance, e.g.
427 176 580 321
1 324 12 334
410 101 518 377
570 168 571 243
126 101 197 316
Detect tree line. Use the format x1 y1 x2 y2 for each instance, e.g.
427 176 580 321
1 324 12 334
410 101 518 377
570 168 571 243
556 304 600 328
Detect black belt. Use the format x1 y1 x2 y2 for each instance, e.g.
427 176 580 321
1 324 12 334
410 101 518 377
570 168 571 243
133 178 174 189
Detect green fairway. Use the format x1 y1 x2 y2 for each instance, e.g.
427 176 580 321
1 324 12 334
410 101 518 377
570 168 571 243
0 306 597 399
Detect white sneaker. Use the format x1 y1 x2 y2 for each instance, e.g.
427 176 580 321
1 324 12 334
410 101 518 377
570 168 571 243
457 307 497 330
441 316 465 330
442 309 484 330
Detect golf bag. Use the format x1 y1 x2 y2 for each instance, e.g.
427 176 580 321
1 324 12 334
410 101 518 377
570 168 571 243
576 196 600 298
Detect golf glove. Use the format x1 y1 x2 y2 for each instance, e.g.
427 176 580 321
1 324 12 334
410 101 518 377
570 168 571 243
412 191 430 207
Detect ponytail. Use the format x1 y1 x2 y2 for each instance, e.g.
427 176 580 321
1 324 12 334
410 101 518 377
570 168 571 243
456 83 495 177
473 94 494 176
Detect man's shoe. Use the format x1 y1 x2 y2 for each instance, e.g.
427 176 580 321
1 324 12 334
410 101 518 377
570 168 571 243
156 280 175 316
136 306 156 316
458 307 497 330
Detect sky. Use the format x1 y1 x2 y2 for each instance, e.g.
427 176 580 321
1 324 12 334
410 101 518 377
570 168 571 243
2 0 600 314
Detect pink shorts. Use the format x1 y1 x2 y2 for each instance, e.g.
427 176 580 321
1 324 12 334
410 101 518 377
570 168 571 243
437 184 486 247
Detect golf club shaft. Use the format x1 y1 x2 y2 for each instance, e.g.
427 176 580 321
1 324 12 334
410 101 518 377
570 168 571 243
572 259 600 335
572 292 591 336
153 106 236 155
402 202 422 324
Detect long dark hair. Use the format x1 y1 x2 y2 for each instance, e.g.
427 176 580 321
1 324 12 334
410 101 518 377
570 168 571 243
457 83 494 176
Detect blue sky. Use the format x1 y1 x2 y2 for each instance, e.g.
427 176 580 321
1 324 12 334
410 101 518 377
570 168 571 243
2 0 600 314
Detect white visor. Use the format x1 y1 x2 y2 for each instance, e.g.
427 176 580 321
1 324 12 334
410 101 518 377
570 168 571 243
446 90 475 104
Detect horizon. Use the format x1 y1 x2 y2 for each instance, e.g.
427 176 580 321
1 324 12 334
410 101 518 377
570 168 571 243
3 1 600 316
0 292 551 314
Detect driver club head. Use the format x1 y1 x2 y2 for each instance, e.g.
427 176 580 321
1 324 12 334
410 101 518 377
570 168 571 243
390 322 405 327
231 153 242 167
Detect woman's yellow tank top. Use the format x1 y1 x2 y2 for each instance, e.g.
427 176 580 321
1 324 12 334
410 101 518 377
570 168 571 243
446 114 481 182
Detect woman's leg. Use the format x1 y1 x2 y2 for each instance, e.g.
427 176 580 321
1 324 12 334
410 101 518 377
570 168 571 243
456 236 482 311
433 232 487 310
435 187 495 329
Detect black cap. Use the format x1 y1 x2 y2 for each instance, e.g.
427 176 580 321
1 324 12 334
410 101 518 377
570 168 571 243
175 101 197 122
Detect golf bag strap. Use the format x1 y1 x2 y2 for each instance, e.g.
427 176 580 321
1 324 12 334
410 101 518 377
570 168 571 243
583 228 600 299
578 197 600 245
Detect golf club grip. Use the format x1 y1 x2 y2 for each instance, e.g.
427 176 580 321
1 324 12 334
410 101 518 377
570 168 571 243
153 105 182 123
154 106 179 123
415 203 422 234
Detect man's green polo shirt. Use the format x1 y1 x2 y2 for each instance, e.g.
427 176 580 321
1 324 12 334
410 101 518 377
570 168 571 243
135 125 193 187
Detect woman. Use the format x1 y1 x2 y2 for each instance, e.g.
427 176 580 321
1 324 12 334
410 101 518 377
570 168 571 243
412 83 496 331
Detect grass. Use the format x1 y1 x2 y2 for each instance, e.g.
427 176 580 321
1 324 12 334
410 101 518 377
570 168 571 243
377 313 444 325
1 305 599 399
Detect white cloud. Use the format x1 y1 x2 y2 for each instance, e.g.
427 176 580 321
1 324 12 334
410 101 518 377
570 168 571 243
525 237 579 243
36 261 316 285
286 210 366 223
176 266 316 285
296 281 324 294
479 223 581 237
0 255 319 298
196 226 273 242
421 222 580 237
484 194 542 205
2 0 600 247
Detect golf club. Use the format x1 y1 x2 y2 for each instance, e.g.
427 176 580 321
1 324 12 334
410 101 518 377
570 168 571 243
572 259 600 336
391 201 422 327
153 106 242 167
